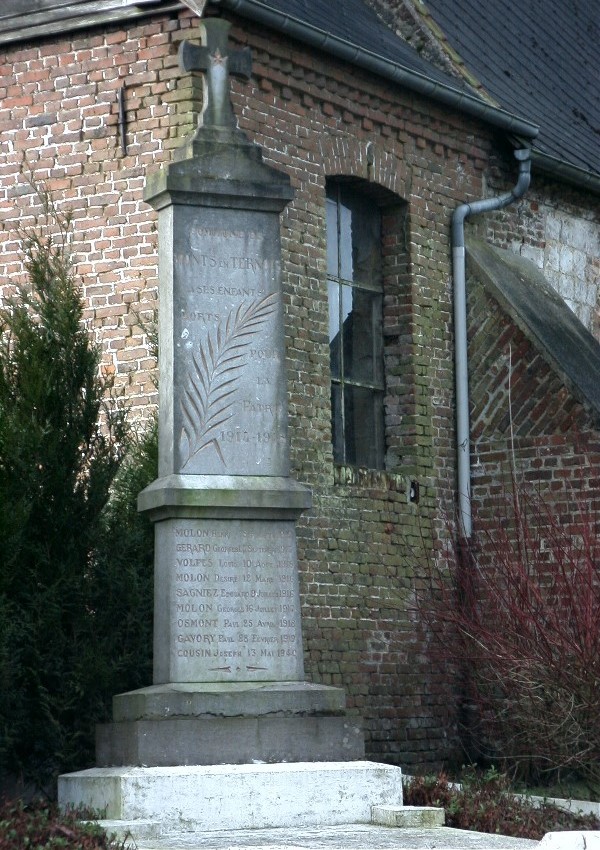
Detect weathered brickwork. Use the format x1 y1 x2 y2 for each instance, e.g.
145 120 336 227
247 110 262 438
0 6 596 769
224 13 498 765
468 274 600 563
0 7 205 420
475 162 600 339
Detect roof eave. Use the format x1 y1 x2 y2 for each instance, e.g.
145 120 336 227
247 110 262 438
214 0 600 192
531 150 600 197
8 0 597 195
0 0 185 47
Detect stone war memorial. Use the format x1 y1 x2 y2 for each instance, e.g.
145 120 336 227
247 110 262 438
58 18 404 839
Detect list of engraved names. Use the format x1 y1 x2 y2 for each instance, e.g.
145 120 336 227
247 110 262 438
171 520 302 680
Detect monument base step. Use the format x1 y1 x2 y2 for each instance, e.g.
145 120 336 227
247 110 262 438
96 806 445 845
371 805 445 828
59 761 403 833
97 681 363 766
110 680 347 720
97 714 363 766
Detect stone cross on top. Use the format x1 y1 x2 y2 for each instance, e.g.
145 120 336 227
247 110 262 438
179 18 252 130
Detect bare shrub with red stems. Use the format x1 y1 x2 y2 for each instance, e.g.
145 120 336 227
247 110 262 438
418 463 600 795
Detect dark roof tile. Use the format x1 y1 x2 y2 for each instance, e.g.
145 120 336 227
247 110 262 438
251 0 471 91
423 0 600 178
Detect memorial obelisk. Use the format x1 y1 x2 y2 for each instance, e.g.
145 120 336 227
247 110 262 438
58 21 405 836
94 16 363 766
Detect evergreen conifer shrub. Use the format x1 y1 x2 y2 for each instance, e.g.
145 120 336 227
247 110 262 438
0 193 155 792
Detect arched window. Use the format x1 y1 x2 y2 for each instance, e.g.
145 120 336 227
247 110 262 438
326 181 385 469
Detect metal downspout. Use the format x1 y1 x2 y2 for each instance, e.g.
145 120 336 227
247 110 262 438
451 148 531 537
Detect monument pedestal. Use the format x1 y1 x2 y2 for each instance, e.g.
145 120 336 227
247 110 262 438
96 474 363 767
96 681 364 766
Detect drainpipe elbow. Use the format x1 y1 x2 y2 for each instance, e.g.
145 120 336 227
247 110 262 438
451 203 471 248
453 149 532 244
510 149 532 201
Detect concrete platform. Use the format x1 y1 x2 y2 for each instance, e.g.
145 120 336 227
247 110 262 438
102 822 539 849
110 682 347 720
59 761 404 832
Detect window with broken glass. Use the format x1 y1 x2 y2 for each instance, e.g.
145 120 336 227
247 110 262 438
326 182 385 469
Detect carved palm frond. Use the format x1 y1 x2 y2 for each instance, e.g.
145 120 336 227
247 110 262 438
180 292 279 468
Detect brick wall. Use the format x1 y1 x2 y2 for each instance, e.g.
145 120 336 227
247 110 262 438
0 7 206 420
2 5 593 769
473 160 600 339
468 270 600 558
225 12 498 766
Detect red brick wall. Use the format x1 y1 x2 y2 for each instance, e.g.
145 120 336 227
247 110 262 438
226 12 496 766
468 272 600 556
0 8 208 418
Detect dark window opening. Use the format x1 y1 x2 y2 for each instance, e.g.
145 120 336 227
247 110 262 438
326 181 385 469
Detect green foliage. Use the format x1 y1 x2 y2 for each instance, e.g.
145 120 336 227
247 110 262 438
0 798 128 849
0 194 156 791
86 419 157 701
403 769 600 840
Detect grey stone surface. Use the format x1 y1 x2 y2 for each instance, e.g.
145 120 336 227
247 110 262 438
99 681 354 767
96 714 364 767
529 795 600 818
178 19 251 134
152 203 291 479
138 475 311 522
112 681 348 721
152 517 304 684
371 806 444 828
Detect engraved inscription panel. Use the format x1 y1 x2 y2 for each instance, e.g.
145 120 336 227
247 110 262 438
158 518 304 683
171 208 289 476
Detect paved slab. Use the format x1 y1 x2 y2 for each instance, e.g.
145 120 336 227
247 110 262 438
114 823 539 850
538 833 600 849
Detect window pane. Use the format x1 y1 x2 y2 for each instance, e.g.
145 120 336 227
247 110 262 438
342 287 383 385
325 180 386 472
326 196 338 277
349 194 382 289
344 386 384 468
328 280 341 379
339 199 353 281
331 383 344 464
